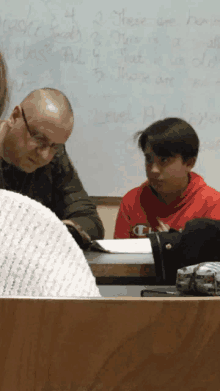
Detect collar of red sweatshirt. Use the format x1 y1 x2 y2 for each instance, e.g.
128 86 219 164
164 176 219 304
139 172 210 226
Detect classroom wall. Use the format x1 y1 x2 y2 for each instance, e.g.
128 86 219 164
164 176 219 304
1 0 220 196
97 205 119 239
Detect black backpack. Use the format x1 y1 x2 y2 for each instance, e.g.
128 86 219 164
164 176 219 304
150 218 220 284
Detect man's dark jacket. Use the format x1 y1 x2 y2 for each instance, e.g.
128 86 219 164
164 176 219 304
0 145 104 240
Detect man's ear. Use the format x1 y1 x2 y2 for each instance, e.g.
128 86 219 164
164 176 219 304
185 157 196 171
8 105 22 125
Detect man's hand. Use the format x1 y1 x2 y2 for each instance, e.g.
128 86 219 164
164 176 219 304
62 219 92 250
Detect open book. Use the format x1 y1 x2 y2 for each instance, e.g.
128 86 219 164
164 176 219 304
89 238 152 254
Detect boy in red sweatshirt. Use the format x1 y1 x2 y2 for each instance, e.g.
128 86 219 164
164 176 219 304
114 117 220 239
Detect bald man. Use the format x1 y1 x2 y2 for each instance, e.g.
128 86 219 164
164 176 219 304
0 88 104 247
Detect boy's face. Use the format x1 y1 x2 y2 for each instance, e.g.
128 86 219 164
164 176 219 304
144 144 195 195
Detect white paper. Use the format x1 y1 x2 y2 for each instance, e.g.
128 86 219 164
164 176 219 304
96 238 152 254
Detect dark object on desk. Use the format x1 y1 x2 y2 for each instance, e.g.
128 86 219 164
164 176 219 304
149 230 180 285
141 286 178 297
140 285 210 297
149 218 220 285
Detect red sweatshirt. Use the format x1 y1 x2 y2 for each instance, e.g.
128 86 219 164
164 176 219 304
114 172 220 239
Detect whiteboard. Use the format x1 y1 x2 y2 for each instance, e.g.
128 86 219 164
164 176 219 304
1 0 220 196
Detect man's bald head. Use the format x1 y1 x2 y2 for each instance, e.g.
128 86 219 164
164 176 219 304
21 88 74 130
17 88 74 149
1 88 74 173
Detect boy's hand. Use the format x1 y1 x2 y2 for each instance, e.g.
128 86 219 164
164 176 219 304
156 218 170 232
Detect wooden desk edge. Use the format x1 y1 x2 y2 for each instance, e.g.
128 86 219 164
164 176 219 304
0 296 220 301
112 296 220 300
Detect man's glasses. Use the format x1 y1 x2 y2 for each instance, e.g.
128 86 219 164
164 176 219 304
21 108 60 151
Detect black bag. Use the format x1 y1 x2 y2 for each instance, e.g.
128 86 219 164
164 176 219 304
149 218 220 285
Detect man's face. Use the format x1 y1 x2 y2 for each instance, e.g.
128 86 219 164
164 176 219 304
144 144 194 195
3 107 73 173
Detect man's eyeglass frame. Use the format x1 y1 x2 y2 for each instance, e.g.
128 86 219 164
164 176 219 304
21 108 59 151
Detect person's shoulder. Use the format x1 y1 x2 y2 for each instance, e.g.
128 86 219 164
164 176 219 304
121 181 149 204
49 144 75 172
195 173 220 203
205 186 220 202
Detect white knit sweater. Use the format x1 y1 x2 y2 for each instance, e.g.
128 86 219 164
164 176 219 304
0 190 101 297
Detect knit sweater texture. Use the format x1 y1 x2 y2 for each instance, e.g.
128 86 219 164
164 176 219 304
0 190 101 297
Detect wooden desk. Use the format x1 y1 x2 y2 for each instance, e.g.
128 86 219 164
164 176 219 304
85 251 156 285
1 296 220 391
99 284 147 297
99 285 177 297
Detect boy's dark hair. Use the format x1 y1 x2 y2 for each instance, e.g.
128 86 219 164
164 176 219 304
136 117 199 163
